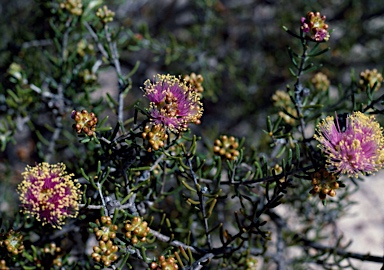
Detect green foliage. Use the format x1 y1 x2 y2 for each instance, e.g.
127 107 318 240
0 1 384 270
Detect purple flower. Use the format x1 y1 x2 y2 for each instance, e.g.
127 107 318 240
17 163 82 229
143 74 203 133
301 12 330 42
314 112 384 177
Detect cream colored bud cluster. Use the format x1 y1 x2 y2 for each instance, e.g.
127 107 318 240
0 229 24 256
60 0 82 16
311 72 330 92
79 69 97 84
142 124 169 152
76 39 95 58
184 73 204 95
41 243 63 267
272 90 297 125
91 239 119 267
359 68 383 92
96 6 115 24
124 216 150 245
71 109 98 136
91 216 119 267
94 216 118 242
213 135 240 160
309 168 340 200
90 216 152 267
42 242 61 255
150 255 179 270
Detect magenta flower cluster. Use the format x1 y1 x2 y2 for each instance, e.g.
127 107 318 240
143 74 203 133
17 163 82 229
314 112 384 177
301 11 330 42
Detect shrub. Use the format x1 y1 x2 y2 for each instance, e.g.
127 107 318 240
1 1 384 269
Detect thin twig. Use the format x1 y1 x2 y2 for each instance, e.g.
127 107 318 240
97 182 109 215
188 158 212 250
79 201 136 210
30 84 56 99
84 22 109 58
183 253 215 270
150 154 165 171
46 19 72 162
267 210 384 265
301 237 384 263
46 116 62 163
363 92 384 113
149 228 201 254
290 34 319 168
269 210 286 270
104 24 126 125
221 164 314 186
22 39 53 49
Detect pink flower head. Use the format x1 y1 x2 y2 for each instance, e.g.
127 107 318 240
143 74 203 133
301 11 330 41
17 163 82 229
314 112 384 177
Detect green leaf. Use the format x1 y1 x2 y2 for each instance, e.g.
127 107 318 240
267 116 272 132
95 126 112 132
126 61 140 79
302 64 323 74
106 92 118 108
287 148 292 165
301 104 324 109
322 199 327 206
272 116 282 133
295 143 300 161
6 89 19 103
288 67 297 77
288 48 299 67
35 130 50 146
276 146 286 159
254 161 262 179
282 26 301 39
80 137 91 143
307 47 330 57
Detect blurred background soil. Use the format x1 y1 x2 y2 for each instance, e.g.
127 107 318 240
337 172 384 270
1 0 384 268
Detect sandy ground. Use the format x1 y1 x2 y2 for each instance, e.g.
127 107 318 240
337 172 384 269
